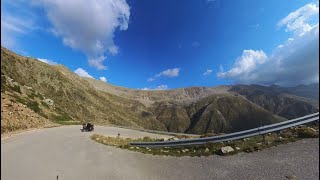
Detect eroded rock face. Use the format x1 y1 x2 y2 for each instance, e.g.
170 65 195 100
1 97 51 133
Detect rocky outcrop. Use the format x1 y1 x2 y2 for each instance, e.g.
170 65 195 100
43 99 54 107
1 96 52 133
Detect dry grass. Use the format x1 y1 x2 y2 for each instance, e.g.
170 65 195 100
91 124 319 157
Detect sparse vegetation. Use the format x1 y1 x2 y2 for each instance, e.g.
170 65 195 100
52 114 72 122
10 85 22 93
26 101 41 113
51 109 81 125
295 127 318 138
41 101 49 108
1 46 319 136
27 92 38 99
91 124 318 157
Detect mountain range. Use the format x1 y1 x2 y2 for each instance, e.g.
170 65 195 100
1 47 319 134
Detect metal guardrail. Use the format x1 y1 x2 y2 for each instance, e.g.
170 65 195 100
130 112 319 147
108 124 200 137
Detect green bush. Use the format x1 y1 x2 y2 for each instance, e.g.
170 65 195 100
26 101 41 113
41 101 49 108
27 93 37 99
13 95 27 105
11 85 21 93
1 75 7 92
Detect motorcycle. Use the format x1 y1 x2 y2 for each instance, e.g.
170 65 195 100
81 123 94 132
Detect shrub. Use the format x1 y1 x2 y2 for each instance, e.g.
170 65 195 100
296 128 319 138
41 101 49 108
11 85 21 93
26 101 41 113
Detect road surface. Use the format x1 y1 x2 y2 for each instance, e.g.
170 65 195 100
1 125 319 180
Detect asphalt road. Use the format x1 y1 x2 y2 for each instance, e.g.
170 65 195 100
1 126 319 180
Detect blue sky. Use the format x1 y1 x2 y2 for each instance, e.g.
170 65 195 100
1 0 319 89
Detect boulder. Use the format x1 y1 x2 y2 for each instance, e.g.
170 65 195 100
43 99 54 106
220 146 234 154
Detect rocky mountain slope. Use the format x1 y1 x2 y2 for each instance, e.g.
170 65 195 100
1 46 318 134
84 77 232 107
1 47 166 132
229 84 319 119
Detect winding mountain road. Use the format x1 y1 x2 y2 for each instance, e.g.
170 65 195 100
1 126 319 180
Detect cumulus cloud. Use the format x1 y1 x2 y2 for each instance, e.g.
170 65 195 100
33 0 130 70
203 69 213 76
100 77 108 82
74 68 94 78
141 84 168 90
218 2 319 86
218 50 268 81
148 68 180 82
37 58 57 65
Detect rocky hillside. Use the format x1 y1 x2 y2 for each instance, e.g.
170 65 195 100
283 83 319 100
1 46 318 134
84 77 232 107
1 47 166 132
152 94 285 134
229 84 319 119
1 94 53 134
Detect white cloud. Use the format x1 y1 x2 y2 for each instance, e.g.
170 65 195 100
148 68 180 82
37 58 57 65
217 50 267 80
156 68 180 78
277 3 319 35
141 84 168 90
156 84 168 90
100 77 107 82
88 56 108 70
203 69 213 76
74 68 94 78
218 3 319 86
33 0 130 70
140 88 150 90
